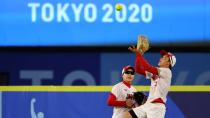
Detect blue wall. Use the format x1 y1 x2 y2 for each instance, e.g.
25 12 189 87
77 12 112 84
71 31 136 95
1 91 209 118
0 52 210 85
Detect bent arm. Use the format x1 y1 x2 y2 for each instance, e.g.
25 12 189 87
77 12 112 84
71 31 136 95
107 93 126 107
135 52 159 76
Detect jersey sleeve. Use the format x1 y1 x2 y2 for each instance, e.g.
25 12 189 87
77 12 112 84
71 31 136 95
111 85 119 97
107 85 126 107
135 52 159 76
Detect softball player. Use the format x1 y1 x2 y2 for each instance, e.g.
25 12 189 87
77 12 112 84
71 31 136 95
118 50 176 118
107 65 138 118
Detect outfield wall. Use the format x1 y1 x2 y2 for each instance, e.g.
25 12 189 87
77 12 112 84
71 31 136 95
0 86 210 118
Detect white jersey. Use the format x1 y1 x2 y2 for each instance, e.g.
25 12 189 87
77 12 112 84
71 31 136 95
111 82 137 118
147 67 172 103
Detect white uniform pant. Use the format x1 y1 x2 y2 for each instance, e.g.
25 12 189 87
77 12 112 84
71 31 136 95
133 102 166 118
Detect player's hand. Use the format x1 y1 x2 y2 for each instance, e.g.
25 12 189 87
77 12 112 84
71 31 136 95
128 45 137 53
145 71 153 79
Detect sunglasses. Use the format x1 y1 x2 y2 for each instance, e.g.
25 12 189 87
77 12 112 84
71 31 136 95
124 71 135 75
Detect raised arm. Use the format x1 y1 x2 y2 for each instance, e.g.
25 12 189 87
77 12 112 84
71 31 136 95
135 52 159 76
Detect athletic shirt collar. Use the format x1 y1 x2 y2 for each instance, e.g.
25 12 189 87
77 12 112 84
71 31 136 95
122 81 131 88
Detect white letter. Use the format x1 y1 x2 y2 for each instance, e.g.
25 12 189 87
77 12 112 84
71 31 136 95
115 4 127 23
128 4 140 23
20 70 53 85
102 3 113 23
42 3 54 22
84 3 97 22
63 70 96 85
28 3 40 22
57 3 70 22
141 3 152 23
71 3 84 22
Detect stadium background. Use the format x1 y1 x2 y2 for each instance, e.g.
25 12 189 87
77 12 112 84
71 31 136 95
0 0 210 118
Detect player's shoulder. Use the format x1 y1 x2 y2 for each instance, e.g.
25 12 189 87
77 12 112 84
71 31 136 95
158 67 171 72
158 67 172 77
112 82 124 88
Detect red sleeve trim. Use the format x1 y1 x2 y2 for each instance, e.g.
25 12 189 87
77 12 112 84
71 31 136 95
107 93 126 107
135 52 158 76
151 98 165 105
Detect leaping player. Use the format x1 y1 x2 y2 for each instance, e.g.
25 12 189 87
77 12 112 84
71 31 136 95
118 37 176 118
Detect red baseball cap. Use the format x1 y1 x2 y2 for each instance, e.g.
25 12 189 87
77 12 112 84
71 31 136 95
121 65 135 74
160 50 176 67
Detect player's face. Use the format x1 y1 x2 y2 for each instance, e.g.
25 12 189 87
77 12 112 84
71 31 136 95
158 55 171 67
122 69 135 83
